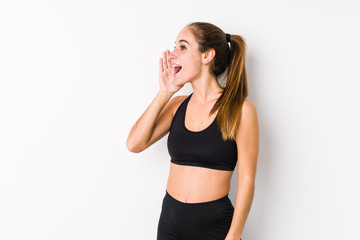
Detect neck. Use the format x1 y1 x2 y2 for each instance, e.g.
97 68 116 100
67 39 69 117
190 72 224 105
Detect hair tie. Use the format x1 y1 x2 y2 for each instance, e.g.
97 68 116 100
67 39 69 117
226 33 231 43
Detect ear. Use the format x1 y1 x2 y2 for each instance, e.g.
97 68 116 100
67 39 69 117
201 48 215 65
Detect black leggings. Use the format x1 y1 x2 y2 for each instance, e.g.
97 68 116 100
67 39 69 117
157 190 242 240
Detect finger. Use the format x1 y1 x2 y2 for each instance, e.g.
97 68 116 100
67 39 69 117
163 51 168 69
159 58 164 72
167 50 172 71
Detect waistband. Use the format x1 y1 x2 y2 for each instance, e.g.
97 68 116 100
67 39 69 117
165 189 229 208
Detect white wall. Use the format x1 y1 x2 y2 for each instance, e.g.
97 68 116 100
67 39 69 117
1 0 359 239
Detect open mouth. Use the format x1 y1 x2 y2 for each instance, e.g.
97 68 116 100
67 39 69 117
173 64 182 76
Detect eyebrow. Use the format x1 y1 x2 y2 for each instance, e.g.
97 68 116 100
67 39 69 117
174 39 190 45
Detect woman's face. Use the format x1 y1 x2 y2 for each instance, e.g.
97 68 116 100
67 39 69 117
169 27 204 84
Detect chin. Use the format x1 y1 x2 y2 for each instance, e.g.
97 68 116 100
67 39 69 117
175 78 188 86
177 75 194 84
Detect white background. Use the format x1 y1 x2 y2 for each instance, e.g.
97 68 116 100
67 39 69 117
1 0 359 239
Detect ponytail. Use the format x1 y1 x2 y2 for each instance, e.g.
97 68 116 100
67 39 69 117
214 34 248 141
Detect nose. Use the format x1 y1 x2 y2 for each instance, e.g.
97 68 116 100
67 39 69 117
169 49 176 60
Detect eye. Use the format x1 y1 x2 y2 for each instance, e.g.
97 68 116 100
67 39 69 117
173 45 186 50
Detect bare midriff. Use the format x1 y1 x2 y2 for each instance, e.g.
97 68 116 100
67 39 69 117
166 162 234 203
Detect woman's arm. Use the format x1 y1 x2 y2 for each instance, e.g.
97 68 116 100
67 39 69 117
126 50 184 153
226 100 260 240
126 90 175 153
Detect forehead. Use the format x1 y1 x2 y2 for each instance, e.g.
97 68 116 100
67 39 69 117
175 27 196 45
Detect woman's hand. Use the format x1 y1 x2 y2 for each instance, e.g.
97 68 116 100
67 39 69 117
159 50 183 94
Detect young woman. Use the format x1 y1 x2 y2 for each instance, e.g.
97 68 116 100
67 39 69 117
126 21 259 240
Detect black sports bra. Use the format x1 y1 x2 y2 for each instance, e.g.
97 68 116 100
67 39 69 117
167 93 238 171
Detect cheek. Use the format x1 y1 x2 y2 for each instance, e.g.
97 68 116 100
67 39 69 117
187 55 202 71
183 63 200 74
179 53 202 76
190 62 202 74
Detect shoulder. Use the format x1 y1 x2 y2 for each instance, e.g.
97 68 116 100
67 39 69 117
169 94 190 117
241 99 257 116
235 99 259 140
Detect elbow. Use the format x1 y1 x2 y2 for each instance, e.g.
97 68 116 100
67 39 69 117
126 139 144 153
